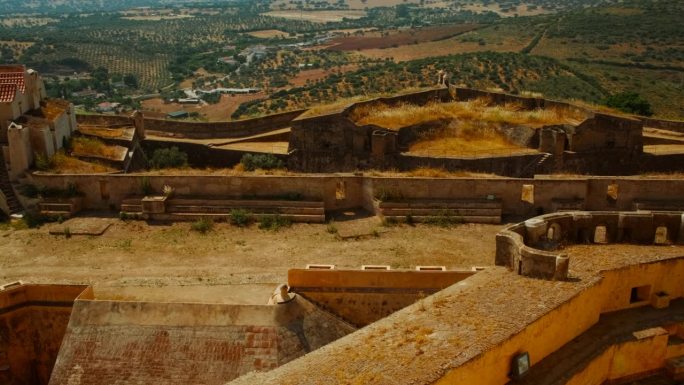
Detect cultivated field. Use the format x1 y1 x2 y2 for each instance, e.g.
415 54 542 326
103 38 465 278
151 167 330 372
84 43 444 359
263 10 367 23
141 93 265 121
326 24 481 51
357 23 537 61
246 29 291 39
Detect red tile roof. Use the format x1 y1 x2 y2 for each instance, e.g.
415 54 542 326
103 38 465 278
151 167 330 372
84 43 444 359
0 71 26 93
0 83 18 103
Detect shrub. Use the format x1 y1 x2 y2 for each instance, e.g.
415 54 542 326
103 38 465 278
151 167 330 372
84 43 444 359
604 92 654 116
326 221 338 234
140 177 153 195
35 153 53 171
425 210 463 228
149 147 188 169
240 154 284 171
229 209 253 227
191 217 214 234
258 214 292 231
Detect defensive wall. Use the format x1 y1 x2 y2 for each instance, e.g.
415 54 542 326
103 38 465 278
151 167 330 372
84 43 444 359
230 212 684 385
496 211 684 280
29 173 684 220
76 109 303 140
0 283 88 385
287 87 651 176
287 268 476 326
72 89 684 177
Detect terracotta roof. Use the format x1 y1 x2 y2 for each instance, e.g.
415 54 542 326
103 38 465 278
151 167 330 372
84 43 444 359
0 83 18 103
0 71 25 93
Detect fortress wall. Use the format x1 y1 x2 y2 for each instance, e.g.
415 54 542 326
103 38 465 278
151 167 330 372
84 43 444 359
78 110 305 139
438 256 684 385
30 173 684 216
584 177 684 211
288 269 475 326
30 173 364 211
641 117 684 133
0 284 87 385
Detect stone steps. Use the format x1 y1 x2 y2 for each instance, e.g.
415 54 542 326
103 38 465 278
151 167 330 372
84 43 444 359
40 210 72 219
633 200 684 212
379 208 501 217
119 198 326 223
157 212 325 223
0 157 22 215
382 215 501 224
168 205 325 215
376 198 502 224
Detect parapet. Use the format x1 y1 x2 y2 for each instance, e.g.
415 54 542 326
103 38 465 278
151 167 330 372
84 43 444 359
496 211 684 280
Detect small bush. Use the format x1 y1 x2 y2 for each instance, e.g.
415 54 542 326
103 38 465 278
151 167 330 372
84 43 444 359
191 217 214 234
230 209 253 227
23 211 47 228
35 153 53 171
381 217 400 227
326 221 338 234
140 177 154 195
240 154 284 171
149 147 188 169
258 214 292 231
425 210 463 228
19 184 40 198
406 214 415 226
63 227 71 238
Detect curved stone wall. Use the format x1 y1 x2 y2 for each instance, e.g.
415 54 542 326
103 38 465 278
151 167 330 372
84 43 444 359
496 211 684 280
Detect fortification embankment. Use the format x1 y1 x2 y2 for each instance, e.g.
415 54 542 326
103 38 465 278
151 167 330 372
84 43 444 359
49 296 354 385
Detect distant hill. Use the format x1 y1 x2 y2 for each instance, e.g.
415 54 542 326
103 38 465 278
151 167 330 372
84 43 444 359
0 0 236 14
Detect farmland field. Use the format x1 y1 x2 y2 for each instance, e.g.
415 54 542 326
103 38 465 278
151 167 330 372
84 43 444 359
326 24 482 51
263 10 367 23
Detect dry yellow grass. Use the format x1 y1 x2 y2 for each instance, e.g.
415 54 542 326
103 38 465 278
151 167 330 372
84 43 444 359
71 137 121 159
50 152 114 174
300 88 434 118
351 98 587 130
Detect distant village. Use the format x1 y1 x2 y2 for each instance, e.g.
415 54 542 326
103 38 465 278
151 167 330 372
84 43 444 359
59 32 336 117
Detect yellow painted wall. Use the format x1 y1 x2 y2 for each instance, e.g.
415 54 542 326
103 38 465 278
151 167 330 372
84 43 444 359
433 257 684 385
435 284 604 384
565 346 615 385
609 331 668 379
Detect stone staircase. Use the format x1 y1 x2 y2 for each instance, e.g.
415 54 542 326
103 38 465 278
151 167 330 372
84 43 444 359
120 198 326 223
633 200 684 212
520 153 552 177
375 198 502 224
0 157 22 215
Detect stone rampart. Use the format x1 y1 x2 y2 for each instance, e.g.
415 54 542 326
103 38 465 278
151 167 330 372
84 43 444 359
29 173 684 218
78 110 304 140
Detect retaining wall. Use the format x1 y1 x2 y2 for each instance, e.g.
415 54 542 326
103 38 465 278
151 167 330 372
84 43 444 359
28 173 684 217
